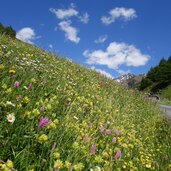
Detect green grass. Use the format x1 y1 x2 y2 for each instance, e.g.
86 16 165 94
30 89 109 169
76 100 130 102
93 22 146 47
0 36 171 171
160 85 171 106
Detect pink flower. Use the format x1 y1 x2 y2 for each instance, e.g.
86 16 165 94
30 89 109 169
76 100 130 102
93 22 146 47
100 126 105 134
14 81 20 88
114 129 119 135
83 135 88 142
90 144 96 154
114 150 121 160
54 166 59 171
39 116 50 128
118 130 123 135
42 80 46 85
106 129 111 135
112 137 117 144
17 95 22 101
28 83 33 90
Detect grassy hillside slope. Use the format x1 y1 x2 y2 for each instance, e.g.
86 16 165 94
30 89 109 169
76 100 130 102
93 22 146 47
0 36 171 171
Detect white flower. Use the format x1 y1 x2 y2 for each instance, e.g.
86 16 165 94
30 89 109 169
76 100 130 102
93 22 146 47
73 116 79 120
6 101 16 107
7 113 15 123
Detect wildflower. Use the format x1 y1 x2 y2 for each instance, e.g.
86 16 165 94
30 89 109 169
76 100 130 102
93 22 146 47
6 101 16 107
39 116 50 128
47 122 56 129
73 116 79 120
46 104 52 110
100 126 105 134
14 81 20 88
114 129 119 135
30 78 36 83
95 166 101 171
7 114 15 123
54 160 63 169
95 155 103 163
28 83 33 90
106 129 111 135
83 135 88 142
0 64 5 70
17 95 23 101
65 161 71 169
9 69 16 74
114 150 121 160
91 144 97 154
2 83 7 89
112 137 117 144
23 96 29 104
40 106 45 112
32 109 40 116
6 88 12 93
74 163 84 171
38 134 48 143
42 80 46 85
54 166 59 171
53 152 60 159
6 160 14 169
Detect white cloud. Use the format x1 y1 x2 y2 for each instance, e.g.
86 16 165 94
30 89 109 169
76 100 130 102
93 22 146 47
48 44 53 49
83 42 150 69
101 7 137 25
91 66 113 79
16 27 37 44
49 5 78 20
95 34 108 44
58 20 80 43
79 12 89 24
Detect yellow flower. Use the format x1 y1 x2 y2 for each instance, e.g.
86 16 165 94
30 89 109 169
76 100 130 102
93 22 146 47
6 160 14 168
48 122 56 129
6 88 12 93
65 161 71 169
0 64 5 70
2 83 7 89
38 134 48 143
74 163 84 171
145 163 151 169
30 78 36 83
94 155 103 163
23 96 29 104
9 69 16 74
53 152 60 159
54 160 63 169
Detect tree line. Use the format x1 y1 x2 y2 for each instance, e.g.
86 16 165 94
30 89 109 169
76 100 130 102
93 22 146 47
139 56 171 93
0 22 16 38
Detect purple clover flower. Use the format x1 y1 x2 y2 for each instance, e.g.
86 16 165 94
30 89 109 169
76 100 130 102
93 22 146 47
112 137 117 144
90 144 96 154
14 81 20 88
106 129 111 135
39 116 50 128
114 150 121 160
100 126 105 134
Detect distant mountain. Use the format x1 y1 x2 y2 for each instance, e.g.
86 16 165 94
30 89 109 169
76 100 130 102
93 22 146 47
114 73 145 88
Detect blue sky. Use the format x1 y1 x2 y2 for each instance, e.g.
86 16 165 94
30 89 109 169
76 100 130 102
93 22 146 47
0 0 171 78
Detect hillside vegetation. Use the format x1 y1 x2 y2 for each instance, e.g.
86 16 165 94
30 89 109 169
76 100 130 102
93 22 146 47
0 36 171 171
139 57 171 95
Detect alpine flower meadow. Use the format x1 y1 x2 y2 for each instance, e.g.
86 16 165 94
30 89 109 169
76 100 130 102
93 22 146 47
0 35 171 170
